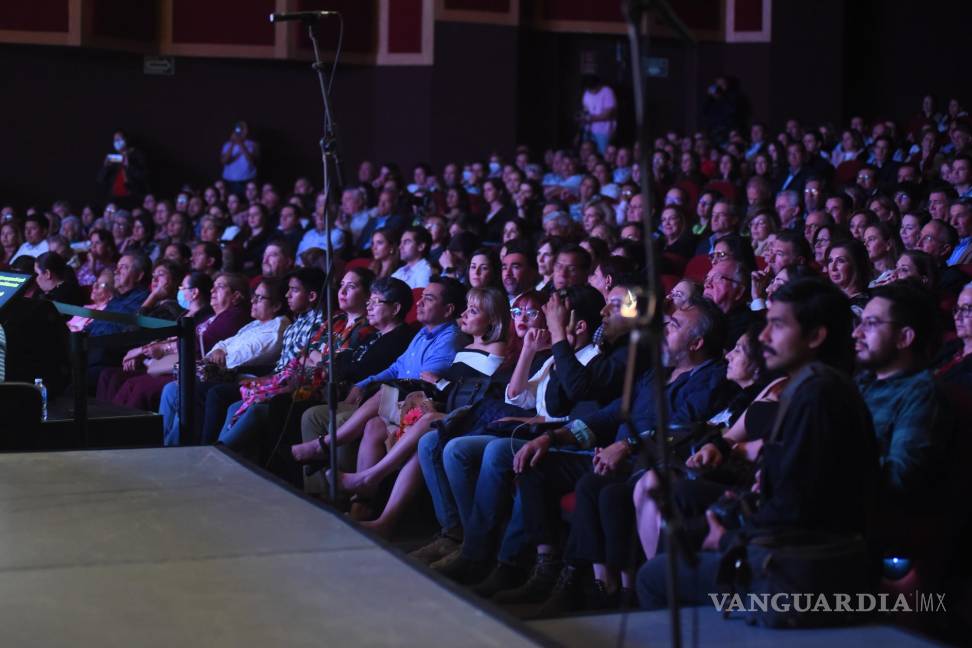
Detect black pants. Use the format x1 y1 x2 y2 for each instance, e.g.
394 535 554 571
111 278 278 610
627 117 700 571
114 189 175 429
565 471 640 570
516 451 594 550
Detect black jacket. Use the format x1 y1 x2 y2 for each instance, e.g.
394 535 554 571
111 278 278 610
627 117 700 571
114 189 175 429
545 337 631 420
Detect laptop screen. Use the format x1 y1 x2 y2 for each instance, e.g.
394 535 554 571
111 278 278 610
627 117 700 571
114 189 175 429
0 272 32 314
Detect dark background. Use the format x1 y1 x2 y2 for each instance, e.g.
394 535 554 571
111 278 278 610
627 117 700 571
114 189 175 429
1 0 971 209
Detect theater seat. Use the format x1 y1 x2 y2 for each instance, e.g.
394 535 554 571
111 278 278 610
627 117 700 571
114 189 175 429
834 159 864 186
344 257 372 272
660 274 680 294
560 491 576 522
684 254 712 283
704 180 738 203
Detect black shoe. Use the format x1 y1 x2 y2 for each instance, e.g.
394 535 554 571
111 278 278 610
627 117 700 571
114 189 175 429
470 563 527 599
534 566 585 618
410 530 462 566
433 553 491 585
492 554 562 605
585 579 620 611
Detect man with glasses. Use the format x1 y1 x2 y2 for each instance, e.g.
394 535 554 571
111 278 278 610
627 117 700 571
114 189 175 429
854 284 949 514
703 259 756 348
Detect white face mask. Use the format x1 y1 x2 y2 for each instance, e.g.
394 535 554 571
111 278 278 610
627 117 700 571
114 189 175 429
113 138 126 152
488 161 501 175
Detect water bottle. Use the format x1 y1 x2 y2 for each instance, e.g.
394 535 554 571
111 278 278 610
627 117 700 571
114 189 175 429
34 378 47 421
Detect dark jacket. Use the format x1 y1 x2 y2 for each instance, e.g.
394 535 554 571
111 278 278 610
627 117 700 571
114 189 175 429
545 337 636 421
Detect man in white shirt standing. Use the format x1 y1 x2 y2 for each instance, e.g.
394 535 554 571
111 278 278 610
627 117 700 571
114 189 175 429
581 75 617 154
392 226 433 290
11 214 49 262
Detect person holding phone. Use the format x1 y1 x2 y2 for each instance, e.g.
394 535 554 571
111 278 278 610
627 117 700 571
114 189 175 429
221 121 259 199
96 130 149 209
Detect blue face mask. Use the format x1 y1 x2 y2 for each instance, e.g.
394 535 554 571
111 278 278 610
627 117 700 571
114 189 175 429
488 161 501 175
113 138 126 152
462 170 474 184
177 289 190 309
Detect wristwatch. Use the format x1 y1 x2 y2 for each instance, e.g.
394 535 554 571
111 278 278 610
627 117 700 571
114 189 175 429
623 436 640 452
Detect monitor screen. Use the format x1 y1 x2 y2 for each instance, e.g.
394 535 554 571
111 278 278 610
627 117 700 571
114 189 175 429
0 272 31 314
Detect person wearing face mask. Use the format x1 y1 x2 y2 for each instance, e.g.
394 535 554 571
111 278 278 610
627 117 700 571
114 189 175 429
96 130 149 209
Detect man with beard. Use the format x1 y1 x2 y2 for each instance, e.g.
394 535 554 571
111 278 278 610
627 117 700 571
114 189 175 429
853 283 949 510
447 296 733 607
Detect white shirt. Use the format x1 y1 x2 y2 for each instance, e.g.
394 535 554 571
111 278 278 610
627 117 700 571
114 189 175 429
209 315 290 369
582 86 617 136
392 257 433 290
297 228 346 263
11 240 49 262
505 343 601 421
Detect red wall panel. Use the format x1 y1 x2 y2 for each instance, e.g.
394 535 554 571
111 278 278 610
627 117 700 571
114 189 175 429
388 0 422 53
91 0 158 42
172 0 275 46
0 2 69 32
541 0 622 22
734 0 763 31
297 0 376 54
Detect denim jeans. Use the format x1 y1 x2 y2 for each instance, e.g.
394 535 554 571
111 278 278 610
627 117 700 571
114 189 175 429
458 436 530 564
418 431 489 532
217 401 270 459
160 380 218 446
636 550 722 610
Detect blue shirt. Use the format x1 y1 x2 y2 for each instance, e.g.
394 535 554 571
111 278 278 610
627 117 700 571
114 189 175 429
947 236 971 266
221 140 258 182
355 321 461 389
87 286 151 338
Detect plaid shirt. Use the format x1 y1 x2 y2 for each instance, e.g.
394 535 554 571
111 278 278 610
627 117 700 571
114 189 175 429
275 308 325 372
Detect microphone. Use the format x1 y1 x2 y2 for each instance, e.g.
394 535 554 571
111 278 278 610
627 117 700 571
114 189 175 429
268 10 337 23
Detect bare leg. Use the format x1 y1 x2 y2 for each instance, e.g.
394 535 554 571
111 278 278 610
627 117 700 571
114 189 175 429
359 455 424 539
620 569 635 589
336 412 438 494
633 470 662 559
292 393 381 462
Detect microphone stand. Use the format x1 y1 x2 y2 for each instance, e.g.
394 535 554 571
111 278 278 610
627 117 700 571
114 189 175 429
306 17 344 501
619 2 696 647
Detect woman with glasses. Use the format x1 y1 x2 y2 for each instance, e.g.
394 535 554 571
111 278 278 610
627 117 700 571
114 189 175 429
708 234 756 271
744 208 778 259
811 223 844 267
936 283 972 387
67 268 115 333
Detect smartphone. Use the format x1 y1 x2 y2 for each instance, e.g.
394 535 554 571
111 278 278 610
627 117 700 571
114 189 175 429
107 153 123 163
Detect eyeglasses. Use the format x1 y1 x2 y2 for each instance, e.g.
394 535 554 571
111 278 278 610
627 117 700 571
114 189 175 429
708 250 732 262
857 317 899 332
510 307 540 320
252 294 271 303
704 274 741 287
857 174 874 181
367 297 391 307
954 305 972 319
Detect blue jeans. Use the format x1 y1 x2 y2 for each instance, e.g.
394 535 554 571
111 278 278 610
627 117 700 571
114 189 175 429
417 431 491 532
636 551 722 610
218 401 270 458
160 380 220 446
458 436 530 564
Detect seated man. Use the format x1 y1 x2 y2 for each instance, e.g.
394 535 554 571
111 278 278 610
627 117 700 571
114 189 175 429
854 283 950 514
290 276 464 466
703 258 758 348
391 226 434 289
636 278 879 610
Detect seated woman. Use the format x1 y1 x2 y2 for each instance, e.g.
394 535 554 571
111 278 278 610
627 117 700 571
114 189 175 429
34 251 85 306
216 268 378 458
659 205 697 261
332 286 510 538
864 221 901 287
76 228 117 287
104 272 249 411
369 228 402 279
825 238 872 313
139 259 187 320
936 282 972 388
159 277 290 446
67 268 115 333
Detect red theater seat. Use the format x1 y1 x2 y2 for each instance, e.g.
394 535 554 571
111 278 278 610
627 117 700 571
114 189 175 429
684 254 712 283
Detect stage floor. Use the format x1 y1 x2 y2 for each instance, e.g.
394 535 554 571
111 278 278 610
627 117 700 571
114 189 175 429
0 446 546 647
